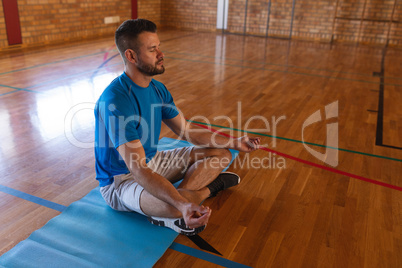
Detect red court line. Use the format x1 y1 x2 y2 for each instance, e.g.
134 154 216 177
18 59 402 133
102 44 117 72
191 122 402 192
102 44 116 62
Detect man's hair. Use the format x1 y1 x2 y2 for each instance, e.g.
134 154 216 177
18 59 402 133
115 19 157 62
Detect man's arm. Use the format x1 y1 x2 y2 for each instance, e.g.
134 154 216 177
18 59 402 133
163 113 261 152
117 140 210 228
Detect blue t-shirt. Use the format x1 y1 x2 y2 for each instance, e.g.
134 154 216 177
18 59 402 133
94 72 179 187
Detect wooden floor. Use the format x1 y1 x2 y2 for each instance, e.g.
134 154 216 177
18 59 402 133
0 29 401 267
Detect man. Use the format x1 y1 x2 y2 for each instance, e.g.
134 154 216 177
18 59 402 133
94 19 260 235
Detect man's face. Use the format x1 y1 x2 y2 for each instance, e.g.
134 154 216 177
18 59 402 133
135 32 165 76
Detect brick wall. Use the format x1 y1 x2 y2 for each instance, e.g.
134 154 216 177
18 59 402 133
0 0 401 49
334 0 396 45
268 0 294 38
364 0 394 20
138 0 161 26
389 0 402 46
245 0 269 35
292 0 335 41
226 0 247 33
161 0 217 31
0 0 131 49
0 3 7 48
160 0 402 46
18 0 131 46
334 19 361 42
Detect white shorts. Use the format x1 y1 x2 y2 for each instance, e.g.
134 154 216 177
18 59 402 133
100 146 194 215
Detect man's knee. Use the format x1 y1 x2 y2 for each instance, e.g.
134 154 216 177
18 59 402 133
209 148 231 161
190 148 232 166
219 148 232 159
207 148 231 158
217 148 232 168
203 148 232 170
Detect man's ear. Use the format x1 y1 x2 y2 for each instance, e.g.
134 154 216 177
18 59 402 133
124 49 137 63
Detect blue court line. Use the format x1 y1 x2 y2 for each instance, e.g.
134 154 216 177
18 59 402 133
0 184 249 267
0 185 66 212
90 53 119 80
170 242 252 268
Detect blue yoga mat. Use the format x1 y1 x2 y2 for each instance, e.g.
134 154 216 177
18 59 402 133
0 138 239 268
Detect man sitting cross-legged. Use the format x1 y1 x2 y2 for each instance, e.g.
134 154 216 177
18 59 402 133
94 19 261 235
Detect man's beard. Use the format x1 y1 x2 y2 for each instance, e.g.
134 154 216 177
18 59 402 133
137 58 165 76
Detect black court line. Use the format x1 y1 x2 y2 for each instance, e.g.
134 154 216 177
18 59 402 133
170 242 251 268
164 50 402 81
166 56 402 88
187 234 222 256
374 48 402 150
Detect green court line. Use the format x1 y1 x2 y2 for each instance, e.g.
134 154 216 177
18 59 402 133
164 50 402 81
0 50 118 77
187 119 402 162
0 89 43 96
0 84 23 91
0 89 20 97
0 84 27 97
0 85 48 96
167 56 402 87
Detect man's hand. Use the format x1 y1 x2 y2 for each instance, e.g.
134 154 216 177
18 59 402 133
181 203 211 228
233 135 261 152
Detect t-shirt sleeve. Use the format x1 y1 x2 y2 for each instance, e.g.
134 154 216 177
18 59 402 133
96 92 140 149
159 84 179 119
